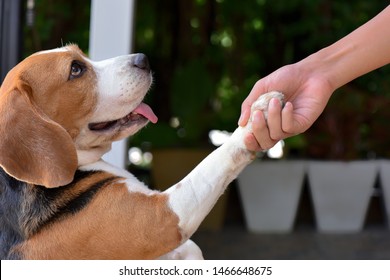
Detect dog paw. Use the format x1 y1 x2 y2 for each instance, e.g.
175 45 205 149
230 91 284 151
250 91 284 121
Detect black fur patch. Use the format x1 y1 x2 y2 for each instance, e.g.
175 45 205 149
0 168 117 259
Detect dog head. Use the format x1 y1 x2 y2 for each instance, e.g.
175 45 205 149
0 45 156 188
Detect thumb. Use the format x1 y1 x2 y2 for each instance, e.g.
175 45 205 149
238 106 251 126
239 80 268 126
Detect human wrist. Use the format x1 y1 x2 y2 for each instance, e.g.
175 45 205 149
295 48 338 96
301 5 390 92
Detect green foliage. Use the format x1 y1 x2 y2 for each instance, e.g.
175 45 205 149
23 0 90 57
132 0 390 158
171 60 215 144
23 0 390 158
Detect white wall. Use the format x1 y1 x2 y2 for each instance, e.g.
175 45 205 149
89 0 136 168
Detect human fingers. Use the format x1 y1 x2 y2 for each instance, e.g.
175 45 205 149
239 81 265 126
281 101 295 134
244 133 261 151
251 110 278 150
238 106 251 127
267 98 284 140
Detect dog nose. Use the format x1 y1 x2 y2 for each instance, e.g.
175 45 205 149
131 53 150 72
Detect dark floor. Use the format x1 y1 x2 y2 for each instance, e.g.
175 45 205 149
192 181 390 260
192 226 390 260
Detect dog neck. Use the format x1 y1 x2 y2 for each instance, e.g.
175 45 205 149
77 145 111 166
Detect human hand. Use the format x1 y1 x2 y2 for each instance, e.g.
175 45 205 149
239 62 334 151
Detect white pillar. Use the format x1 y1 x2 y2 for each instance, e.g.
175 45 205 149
89 0 136 168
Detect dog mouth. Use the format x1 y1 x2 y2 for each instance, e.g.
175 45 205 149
88 103 158 132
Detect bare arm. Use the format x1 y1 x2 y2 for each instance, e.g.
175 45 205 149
240 5 390 151
314 5 390 89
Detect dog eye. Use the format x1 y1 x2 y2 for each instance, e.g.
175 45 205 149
69 61 85 80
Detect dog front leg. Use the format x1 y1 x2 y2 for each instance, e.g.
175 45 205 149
164 91 284 242
164 128 253 240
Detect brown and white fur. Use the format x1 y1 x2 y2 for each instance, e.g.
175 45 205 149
0 45 283 259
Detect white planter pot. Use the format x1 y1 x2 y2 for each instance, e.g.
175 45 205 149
237 160 305 233
378 160 390 228
308 161 377 233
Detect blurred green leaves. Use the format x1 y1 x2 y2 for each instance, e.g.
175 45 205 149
23 0 390 158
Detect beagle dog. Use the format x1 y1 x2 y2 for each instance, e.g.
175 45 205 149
0 45 283 259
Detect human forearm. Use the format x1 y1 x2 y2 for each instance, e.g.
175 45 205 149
240 5 390 149
303 5 390 92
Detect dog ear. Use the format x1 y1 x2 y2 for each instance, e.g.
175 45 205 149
0 87 78 188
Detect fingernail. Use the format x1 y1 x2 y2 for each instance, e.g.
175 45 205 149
238 110 249 126
271 98 280 107
238 115 243 126
283 101 292 111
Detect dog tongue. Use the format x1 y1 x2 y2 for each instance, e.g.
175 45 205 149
133 103 158 124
